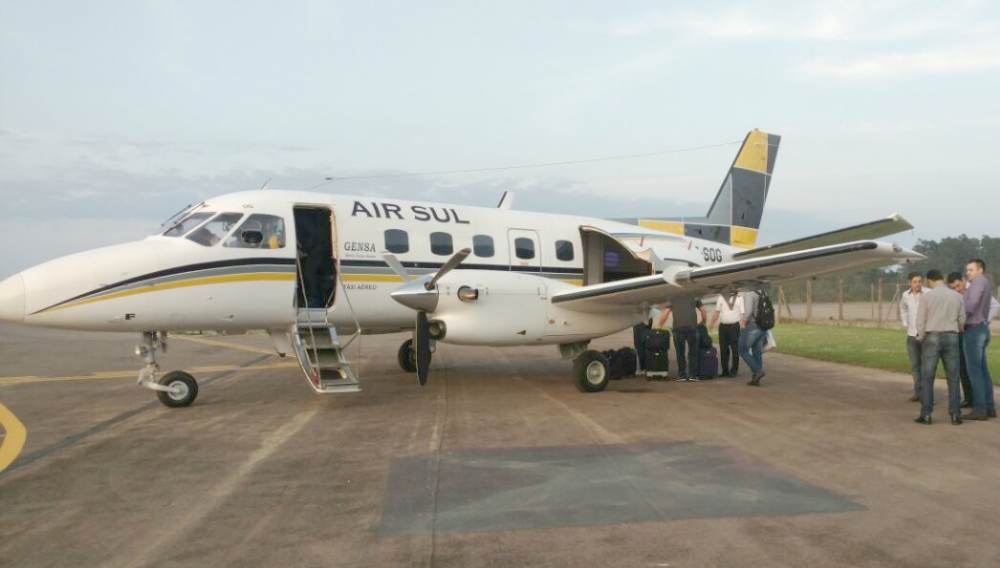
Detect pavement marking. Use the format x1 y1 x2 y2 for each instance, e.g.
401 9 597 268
0 362 297 387
2 354 274 473
168 333 277 355
114 406 320 568
0 402 28 473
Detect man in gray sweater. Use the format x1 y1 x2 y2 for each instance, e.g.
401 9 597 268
914 269 966 425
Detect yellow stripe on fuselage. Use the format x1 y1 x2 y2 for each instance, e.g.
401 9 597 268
41 273 296 314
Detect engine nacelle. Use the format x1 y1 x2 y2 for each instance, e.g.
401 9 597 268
428 270 640 346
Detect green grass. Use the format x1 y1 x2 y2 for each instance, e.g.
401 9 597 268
772 324 1000 385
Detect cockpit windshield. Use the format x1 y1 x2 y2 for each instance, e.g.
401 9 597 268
186 212 244 246
162 212 213 237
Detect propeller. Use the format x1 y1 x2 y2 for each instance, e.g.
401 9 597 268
384 248 471 386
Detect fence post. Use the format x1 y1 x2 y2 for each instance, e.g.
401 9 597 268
838 278 844 321
806 280 812 323
877 278 884 325
871 283 875 319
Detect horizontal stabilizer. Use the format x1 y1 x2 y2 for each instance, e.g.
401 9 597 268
551 240 923 313
733 214 914 260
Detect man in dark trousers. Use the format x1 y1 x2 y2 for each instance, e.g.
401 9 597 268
962 258 995 420
947 272 973 408
914 269 966 425
656 295 707 381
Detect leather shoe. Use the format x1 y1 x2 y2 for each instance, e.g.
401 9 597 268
908 395 919 402
951 414 963 425
963 411 989 421
989 409 997 418
913 415 932 425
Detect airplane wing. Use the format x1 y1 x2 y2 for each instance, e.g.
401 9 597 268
732 214 913 260
550 240 922 313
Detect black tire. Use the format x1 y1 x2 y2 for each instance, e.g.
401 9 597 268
156 371 199 408
573 351 610 393
398 339 417 373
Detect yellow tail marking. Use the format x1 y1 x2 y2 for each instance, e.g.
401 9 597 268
637 220 685 235
730 226 759 249
733 129 769 174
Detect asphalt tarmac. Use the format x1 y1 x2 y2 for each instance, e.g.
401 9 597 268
1 323 999 568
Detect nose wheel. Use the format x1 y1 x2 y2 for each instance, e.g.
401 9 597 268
136 332 200 408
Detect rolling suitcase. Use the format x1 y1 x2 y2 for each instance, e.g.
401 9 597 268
602 347 638 379
645 330 670 378
697 346 719 379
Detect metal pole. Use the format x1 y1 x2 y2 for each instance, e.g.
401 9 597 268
877 278 884 325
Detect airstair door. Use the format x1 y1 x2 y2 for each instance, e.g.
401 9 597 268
289 205 360 394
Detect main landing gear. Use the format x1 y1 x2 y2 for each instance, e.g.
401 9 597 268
136 331 199 408
397 338 432 374
573 350 610 393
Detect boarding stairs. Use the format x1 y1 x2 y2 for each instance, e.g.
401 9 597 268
291 308 361 394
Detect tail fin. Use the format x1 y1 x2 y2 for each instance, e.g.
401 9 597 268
703 129 780 248
634 129 780 249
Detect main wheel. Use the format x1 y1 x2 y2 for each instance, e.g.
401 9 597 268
573 351 610 393
157 370 199 408
398 339 431 373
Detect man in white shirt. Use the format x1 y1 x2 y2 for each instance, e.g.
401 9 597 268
900 272 929 402
710 292 744 377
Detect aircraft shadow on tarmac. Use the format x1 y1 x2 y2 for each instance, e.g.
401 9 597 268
376 441 864 535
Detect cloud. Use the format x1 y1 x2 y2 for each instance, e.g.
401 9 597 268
802 44 1000 77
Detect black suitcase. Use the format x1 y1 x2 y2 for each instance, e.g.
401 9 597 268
697 346 719 378
645 330 670 378
602 347 638 379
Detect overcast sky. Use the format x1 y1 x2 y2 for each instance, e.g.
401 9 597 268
2 1 999 278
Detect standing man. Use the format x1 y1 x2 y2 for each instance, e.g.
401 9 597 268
710 292 744 377
739 290 770 386
947 273 973 408
657 295 707 382
914 270 966 425
900 272 929 402
962 259 995 420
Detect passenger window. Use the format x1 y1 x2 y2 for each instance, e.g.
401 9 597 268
430 232 453 256
473 235 494 258
163 212 213 237
515 237 535 260
555 240 574 261
385 229 409 254
223 214 287 249
187 213 244 246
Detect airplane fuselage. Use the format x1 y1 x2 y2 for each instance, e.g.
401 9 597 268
1 190 733 347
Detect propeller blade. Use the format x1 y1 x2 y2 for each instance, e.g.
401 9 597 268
381 252 411 281
426 247 471 290
415 311 430 386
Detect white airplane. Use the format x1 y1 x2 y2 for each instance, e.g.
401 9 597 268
0 129 922 407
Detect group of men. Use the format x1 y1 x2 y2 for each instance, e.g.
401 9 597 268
900 258 997 425
637 289 771 386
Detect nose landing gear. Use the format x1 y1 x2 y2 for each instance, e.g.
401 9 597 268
136 331 199 408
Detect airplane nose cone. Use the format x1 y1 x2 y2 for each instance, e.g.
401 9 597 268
0 274 25 323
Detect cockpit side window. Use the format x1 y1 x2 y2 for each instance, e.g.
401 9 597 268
186 213 244 246
224 214 287 249
162 212 213 237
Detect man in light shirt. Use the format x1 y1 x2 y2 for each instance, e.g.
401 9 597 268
962 258 995 420
899 272 929 402
710 292 744 377
914 269 966 425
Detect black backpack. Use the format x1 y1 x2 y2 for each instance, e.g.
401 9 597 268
754 291 775 331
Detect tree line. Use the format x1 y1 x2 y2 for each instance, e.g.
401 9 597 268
781 235 1000 302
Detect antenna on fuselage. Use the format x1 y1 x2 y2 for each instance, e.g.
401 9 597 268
260 178 272 190
497 191 514 210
